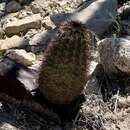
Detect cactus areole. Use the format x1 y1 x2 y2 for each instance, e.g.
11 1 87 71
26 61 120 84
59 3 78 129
38 22 95 104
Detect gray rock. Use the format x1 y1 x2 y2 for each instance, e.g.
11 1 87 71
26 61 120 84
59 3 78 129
99 37 130 75
29 32 47 46
29 29 56 53
30 3 41 14
51 0 117 35
6 0 21 13
113 39 130 74
0 2 5 18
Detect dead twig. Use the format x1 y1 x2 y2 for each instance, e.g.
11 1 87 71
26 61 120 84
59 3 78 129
114 88 120 113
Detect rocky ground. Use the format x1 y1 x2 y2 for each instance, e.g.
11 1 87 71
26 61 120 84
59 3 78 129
0 0 130 130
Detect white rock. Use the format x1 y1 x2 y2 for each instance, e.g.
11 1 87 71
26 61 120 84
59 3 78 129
4 14 42 36
6 49 36 66
87 61 98 78
0 35 26 50
6 0 21 13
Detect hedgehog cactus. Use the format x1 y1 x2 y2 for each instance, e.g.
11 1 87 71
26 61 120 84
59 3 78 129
38 22 97 104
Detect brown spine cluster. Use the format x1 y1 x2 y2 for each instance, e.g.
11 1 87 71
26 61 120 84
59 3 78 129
38 21 96 104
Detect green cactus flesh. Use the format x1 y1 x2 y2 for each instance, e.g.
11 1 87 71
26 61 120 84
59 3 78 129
38 22 94 104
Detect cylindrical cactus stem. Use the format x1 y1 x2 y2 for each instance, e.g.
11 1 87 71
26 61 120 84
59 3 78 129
38 21 97 105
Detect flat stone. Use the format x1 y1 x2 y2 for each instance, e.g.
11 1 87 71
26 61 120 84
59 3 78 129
0 35 26 50
4 14 42 36
6 49 36 66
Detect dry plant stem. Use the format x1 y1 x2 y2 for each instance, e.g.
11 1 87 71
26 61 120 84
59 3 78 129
114 88 120 113
73 109 80 126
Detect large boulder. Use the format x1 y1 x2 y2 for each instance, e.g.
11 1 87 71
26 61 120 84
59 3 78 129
51 0 118 35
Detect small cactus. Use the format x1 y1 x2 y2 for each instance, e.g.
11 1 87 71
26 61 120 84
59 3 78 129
38 22 97 104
